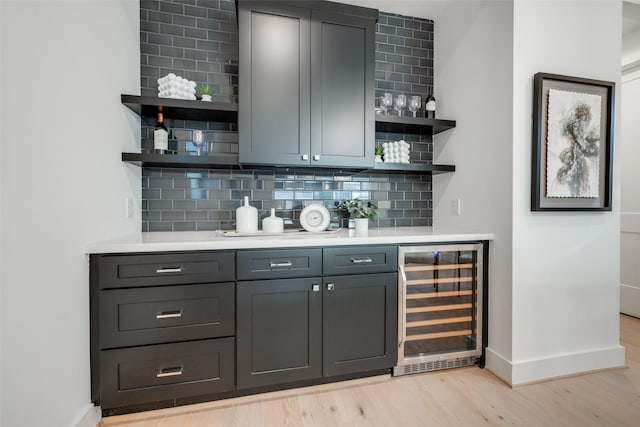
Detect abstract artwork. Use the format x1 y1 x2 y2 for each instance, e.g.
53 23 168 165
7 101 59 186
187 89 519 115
531 73 614 211
545 89 602 198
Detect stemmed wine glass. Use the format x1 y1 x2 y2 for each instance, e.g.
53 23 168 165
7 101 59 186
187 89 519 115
394 94 407 117
380 93 393 115
192 130 205 156
409 95 421 118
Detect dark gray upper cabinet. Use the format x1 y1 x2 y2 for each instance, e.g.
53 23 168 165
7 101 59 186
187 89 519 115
238 1 376 168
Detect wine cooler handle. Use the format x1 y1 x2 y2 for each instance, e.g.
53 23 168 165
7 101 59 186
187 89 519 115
398 264 407 349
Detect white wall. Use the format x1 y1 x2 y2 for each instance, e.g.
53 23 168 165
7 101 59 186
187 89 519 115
0 1 141 426
620 69 640 317
507 0 624 385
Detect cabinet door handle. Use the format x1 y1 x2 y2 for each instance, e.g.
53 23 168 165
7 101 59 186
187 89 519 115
270 261 293 268
312 284 320 292
350 257 373 264
302 154 309 161
156 366 183 378
313 154 320 161
155 267 183 274
156 310 183 319
326 282 334 291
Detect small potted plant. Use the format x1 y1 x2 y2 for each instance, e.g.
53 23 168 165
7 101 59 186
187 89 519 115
198 83 213 102
374 145 383 162
345 198 377 232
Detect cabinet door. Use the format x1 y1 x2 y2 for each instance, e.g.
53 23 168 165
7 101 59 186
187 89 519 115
238 1 311 166
237 277 322 388
310 10 375 168
323 272 397 377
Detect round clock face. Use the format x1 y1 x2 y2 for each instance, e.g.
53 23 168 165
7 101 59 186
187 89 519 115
300 204 331 233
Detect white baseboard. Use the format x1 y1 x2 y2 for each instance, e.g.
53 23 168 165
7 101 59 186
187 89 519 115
485 345 625 386
621 283 640 317
70 404 101 427
485 347 512 385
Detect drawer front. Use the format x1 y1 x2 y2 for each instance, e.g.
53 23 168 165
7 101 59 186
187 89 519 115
100 283 235 349
99 338 235 409
323 245 397 275
97 252 234 289
237 248 322 280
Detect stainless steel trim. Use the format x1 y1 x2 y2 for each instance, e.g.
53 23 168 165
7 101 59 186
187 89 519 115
155 267 183 274
156 310 183 319
270 261 293 268
397 263 407 363
350 257 373 264
156 367 183 378
395 243 484 375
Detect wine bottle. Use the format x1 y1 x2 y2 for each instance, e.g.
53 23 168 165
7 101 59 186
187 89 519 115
425 90 436 119
153 107 169 154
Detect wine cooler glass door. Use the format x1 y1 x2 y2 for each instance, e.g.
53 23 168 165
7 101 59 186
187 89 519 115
397 243 483 370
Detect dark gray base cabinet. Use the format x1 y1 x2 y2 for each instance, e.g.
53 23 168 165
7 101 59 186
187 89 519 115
236 271 397 389
236 277 323 388
92 245 398 414
323 273 397 377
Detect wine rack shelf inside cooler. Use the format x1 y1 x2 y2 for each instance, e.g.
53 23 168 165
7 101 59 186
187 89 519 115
395 243 484 376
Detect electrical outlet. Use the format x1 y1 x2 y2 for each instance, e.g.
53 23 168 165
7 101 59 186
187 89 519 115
452 199 461 216
125 198 133 218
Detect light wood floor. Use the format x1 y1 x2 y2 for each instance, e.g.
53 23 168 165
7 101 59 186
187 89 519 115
101 314 640 427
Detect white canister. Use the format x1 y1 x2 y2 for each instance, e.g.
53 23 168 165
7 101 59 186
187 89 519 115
236 196 258 234
262 208 284 234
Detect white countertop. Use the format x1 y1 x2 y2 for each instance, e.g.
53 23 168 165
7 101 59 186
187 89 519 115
86 226 494 254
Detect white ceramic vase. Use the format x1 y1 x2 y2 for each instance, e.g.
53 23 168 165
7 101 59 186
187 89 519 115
262 208 284 234
354 218 369 232
236 196 258 234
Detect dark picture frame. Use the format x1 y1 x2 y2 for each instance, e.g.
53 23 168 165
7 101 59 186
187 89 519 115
531 73 615 211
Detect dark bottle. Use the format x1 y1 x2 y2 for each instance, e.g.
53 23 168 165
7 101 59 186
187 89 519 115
153 107 169 154
425 90 436 119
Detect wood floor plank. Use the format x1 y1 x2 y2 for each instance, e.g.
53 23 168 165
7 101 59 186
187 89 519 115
100 314 640 427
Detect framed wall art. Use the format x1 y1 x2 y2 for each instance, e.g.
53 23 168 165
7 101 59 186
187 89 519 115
531 73 615 211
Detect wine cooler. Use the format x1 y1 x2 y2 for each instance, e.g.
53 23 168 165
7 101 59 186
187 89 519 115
394 243 484 376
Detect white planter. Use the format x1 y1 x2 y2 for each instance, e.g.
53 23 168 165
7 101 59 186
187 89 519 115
375 155 383 162
201 94 212 102
354 218 369 232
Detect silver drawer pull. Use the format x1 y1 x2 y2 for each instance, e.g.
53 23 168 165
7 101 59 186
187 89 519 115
350 257 373 264
156 367 183 378
156 267 183 274
270 261 293 268
156 310 183 319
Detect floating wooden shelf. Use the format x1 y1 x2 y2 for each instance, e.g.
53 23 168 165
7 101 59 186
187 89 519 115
371 162 455 174
121 94 238 123
121 152 240 169
375 115 456 135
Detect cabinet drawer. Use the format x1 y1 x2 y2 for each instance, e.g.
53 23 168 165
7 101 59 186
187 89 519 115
237 248 322 280
99 338 234 409
323 245 397 275
97 252 234 289
100 283 235 349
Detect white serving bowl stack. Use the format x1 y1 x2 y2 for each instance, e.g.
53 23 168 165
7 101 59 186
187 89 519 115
157 73 197 100
382 140 410 164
